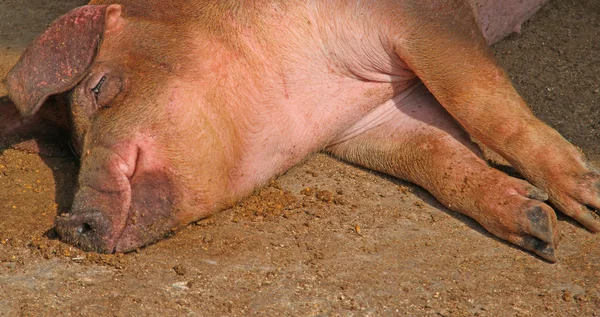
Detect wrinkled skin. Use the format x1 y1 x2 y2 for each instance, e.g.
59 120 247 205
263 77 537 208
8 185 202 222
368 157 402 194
3 0 599 262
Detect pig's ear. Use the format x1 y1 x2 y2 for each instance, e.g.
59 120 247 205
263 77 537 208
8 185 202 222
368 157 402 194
3 5 111 118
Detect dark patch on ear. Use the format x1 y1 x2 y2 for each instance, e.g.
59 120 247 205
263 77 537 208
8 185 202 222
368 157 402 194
4 5 109 118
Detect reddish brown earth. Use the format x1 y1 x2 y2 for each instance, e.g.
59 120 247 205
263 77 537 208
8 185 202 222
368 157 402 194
0 1 599 316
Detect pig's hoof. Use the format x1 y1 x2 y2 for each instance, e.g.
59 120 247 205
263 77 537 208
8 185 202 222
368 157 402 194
474 180 559 262
547 171 600 234
506 206 558 262
520 236 556 262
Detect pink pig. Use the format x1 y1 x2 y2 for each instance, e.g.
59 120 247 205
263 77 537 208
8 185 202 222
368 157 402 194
3 0 597 262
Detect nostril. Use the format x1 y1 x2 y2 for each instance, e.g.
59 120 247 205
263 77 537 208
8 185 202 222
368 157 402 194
76 223 93 235
54 210 113 252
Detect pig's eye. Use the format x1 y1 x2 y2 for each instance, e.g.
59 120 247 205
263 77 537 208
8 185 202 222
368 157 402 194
91 76 106 99
88 74 122 108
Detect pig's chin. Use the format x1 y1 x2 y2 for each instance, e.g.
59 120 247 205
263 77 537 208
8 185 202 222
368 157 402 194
54 170 181 253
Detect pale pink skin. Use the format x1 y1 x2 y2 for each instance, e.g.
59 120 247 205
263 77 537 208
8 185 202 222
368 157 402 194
468 0 548 44
6 0 600 262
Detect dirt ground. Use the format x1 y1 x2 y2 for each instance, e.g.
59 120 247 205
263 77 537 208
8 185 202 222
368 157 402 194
0 0 599 316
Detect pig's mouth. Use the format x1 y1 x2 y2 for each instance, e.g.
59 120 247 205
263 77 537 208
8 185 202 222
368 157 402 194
53 144 179 253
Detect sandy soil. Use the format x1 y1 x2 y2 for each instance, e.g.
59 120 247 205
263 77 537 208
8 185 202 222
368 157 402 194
0 0 599 316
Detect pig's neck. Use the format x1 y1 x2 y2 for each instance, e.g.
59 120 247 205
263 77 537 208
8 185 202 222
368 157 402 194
198 6 412 202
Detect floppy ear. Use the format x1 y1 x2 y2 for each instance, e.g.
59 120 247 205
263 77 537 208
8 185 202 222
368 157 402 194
3 5 109 118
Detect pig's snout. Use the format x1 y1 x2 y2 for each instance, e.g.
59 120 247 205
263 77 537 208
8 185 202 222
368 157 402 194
53 164 182 253
54 210 116 253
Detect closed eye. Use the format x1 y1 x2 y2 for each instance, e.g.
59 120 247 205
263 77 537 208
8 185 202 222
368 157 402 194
87 72 122 108
91 76 106 98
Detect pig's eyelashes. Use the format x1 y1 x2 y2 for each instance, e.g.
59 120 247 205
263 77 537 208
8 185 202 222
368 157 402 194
91 76 106 99
88 74 122 108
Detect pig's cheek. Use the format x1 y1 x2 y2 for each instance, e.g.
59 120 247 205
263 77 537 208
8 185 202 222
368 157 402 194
114 170 179 252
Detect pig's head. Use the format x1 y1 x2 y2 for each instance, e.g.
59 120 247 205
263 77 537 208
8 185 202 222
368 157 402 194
4 5 233 252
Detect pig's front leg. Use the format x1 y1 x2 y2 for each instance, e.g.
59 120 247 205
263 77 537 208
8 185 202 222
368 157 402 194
390 1 600 233
327 84 559 261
